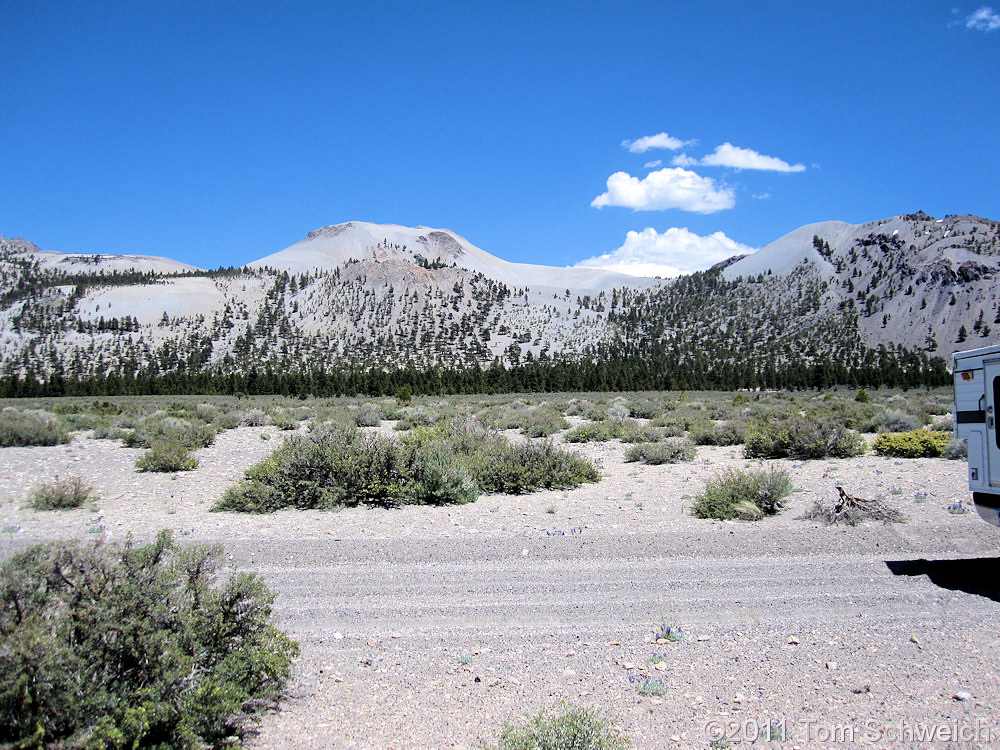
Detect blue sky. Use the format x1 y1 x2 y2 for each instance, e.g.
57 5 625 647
2 0 998 275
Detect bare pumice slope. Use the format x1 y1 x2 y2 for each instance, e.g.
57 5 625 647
0 213 996 385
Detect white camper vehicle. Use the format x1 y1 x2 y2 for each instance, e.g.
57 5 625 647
954 344 1000 526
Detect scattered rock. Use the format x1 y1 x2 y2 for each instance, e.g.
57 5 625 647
788 636 800 645
953 691 972 702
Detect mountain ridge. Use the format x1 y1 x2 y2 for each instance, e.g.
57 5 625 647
1 212 997 390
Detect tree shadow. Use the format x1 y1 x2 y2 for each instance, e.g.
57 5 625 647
886 558 1000 603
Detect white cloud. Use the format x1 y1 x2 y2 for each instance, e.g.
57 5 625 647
700 142 805 172
621 132 690 153
967 6 1000 29
643 159 662 169
670 153 700 167
574 227 756 278
752 192 772 200
590 167 735 213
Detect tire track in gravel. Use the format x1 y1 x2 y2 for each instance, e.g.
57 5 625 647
245 535 997 638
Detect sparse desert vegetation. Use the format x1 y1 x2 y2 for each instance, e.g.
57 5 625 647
28 474 98 510
1 386 996 748
484 703 630 750
691 466 794 520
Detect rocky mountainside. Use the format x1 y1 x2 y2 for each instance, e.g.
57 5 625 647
0 213 996 387
722 212 1000 354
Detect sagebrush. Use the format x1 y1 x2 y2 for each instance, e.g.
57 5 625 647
215 418 599 512
0 531 298 748
624 438 696 465
0 410 71 447
692 466 793 520
29 475 98 510
743 417 866 460
134 439 199 472
485 703 629 750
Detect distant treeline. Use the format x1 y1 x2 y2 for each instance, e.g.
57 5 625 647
0 348 951 398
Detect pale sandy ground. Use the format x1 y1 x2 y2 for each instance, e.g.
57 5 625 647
2 425 999 749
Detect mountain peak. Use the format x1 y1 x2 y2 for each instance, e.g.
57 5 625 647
249 221 651 292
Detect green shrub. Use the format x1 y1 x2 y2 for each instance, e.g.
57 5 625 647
627 401 660 419
624 439 697 465
743 417 866 460
486 703 629 750
91 422 127 441
215 478 286 513
606 401 630 422
30 475 98 510
517 410 569 438
212 412 241 430
876 410 923 433
807 401 882 432
943 437 968 460
239 408 270 427
565 419 657 444
270 413 300 431
135 440 199 472
564 422 618 443
563 399 596 417
394 406 442 430
469 440 600 494
688 419 745 446
122 416 216 450
0 410 71 447
855 389 870 403
616 421 663 443
218 427 411 512
0 531 297 748
655 422 685 438
354 402 382 427
651 409 705 431
481 405 569 437
872 430 950 458
58 412 103 431
407 442 478 504
692 467 793 520
216 420 599 512
195 402 220 421
928 416 954 433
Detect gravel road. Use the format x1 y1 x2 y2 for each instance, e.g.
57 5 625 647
2 426 999 749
